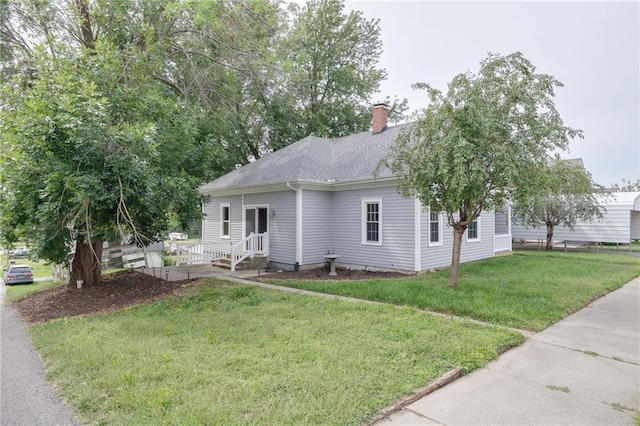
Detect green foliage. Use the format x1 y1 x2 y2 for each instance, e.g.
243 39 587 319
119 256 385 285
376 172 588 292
4 279 65 303
513 160 605 247
383 52 582 286
0 44 202 264
270 251 640 331
283 0 387 138
0 0 405 278
224 0 400 161
30 283 522 424
609 178 640 192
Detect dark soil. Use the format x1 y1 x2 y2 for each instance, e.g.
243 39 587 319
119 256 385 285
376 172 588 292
257 267 409 282
11 267 408 324
11 271 198 324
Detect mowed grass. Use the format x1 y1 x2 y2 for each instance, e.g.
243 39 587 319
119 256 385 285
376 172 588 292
270 251 640 332
3 279 65 302
31 282 523 425
2 253 64 302
1 253 52 277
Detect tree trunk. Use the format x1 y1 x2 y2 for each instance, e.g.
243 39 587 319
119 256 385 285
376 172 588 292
449 226 466 288
69 239 103 288
545 223 555 251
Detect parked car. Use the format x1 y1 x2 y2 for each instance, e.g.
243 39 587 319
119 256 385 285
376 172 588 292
12 247 30 258
3 264 34 285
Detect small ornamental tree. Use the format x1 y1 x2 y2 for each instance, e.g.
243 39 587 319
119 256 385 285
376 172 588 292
383 52 582 288
513 160 605 250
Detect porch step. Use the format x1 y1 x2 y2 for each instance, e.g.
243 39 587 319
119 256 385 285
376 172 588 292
212 257 252 271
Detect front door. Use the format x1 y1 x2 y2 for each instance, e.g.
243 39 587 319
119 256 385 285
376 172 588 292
245 207 268 237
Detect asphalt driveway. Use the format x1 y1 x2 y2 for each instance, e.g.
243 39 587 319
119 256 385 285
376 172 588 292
378 277 640 425
0 284 80 425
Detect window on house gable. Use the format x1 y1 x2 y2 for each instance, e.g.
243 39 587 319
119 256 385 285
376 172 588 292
429 211 442 246
362 199 382 245
221 204 230 238
467 218 480 241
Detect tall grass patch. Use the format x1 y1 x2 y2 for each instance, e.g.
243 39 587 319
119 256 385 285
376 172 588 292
31 282 522 425
271 251 640 331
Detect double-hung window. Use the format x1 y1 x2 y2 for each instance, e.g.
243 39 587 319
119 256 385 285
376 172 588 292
467 218 480 241
362 199 382 245
221 204 230 238
429 211 442 246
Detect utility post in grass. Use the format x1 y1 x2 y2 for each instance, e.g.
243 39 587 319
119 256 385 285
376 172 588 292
382 52 582 288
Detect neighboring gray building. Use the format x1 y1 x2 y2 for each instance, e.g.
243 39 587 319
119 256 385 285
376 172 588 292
512 191 640 246
197 105 512 272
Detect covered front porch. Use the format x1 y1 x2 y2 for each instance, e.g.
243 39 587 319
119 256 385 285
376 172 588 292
174 232 269 271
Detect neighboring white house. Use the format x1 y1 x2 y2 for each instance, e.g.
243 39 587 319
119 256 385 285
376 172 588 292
512 191 640 245
168 232 188 241
196 104 512 272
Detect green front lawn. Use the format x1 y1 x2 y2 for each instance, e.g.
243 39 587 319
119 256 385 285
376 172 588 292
267 251 640 332
1 253 53 278
30 282 523 425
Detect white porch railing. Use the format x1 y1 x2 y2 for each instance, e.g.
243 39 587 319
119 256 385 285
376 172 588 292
494 234 512 253
175 233 269 270
175 241 230 266
231 232 269 271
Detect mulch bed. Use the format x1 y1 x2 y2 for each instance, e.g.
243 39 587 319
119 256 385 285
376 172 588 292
257 267 409 281
11 271 197 324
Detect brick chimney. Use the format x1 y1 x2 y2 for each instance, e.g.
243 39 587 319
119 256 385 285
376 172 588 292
372 103 389 134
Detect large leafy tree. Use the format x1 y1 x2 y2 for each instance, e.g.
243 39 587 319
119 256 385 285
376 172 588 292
1 0 402 287
384 52 582 288
513 160 604 250
229 0 403 161
0 45 201 286
0 0 278 286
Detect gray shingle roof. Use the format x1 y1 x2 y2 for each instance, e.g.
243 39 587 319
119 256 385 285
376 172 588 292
199 124 409 192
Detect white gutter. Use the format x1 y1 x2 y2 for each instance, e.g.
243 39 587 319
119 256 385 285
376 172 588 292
287 182 303 265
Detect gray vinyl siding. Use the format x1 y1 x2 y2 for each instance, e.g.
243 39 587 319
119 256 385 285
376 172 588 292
512 205 633 244
495 208 510 234
420 210 451 270
512 193 640 244
301 190 332 265
244 191 296 266
421 210 496 270
202 195 243 244
460 211 495 263
330 186 415 271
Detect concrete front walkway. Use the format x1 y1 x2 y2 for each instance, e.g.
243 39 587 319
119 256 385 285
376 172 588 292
377 277 640 425
139 263 267 281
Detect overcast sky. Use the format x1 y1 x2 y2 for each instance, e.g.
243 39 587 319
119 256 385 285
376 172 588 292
343 0 640 187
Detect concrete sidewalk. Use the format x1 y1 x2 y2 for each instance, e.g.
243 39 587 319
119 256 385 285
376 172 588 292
378 277 640 425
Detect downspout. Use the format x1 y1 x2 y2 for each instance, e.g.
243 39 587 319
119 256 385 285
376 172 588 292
287 182 303 266
414 198 421 272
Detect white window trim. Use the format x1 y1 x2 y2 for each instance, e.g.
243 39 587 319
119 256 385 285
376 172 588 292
466 217 481 242
220 203 230 239
428 209 443 247
361 198 382 246
242 204 269 238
